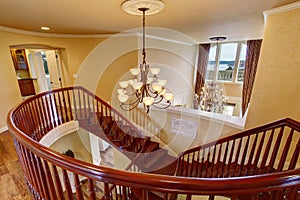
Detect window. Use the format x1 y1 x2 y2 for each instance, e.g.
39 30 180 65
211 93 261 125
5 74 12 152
206 41 247 83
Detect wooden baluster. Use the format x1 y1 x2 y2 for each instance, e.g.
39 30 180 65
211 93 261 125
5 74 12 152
53 93 62 125
67 90 74 120
62 90 69 122
57 91 65 123
197 149 204 177
215 143 223 178
62 169 73 199
44 95 53 131
23 104 34 134
226 140 235 177
122 186 127 200
40 96 50 133
29 151 44 198
277 128 294 171
268 126 284 172
259 129 275 174
77 89 83 119
19 145 34 190
83 92 87 119
36 98 47 137
204 147 211 178
208 195 215 200
52 165 64 200
48 94 58 128
88 179 96 200
210 145 217 178
72 89 78 120
189 152 196 177
245 133 259 176
239 136 250 176
232 138 242 177
32 99 44 138
36 157 50 199
221 141 230 177
288 138 300 170
43 160 57 200
186 194 192 200
104 183 111 200
252 131 266 175
73 173 84 200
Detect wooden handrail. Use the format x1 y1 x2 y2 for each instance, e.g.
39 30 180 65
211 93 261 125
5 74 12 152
7 86 300 200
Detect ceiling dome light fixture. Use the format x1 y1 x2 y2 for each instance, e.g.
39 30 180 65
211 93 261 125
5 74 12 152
121 0 165 16
118 0 173 113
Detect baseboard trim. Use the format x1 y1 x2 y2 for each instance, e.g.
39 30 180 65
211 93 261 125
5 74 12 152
0 126 8 133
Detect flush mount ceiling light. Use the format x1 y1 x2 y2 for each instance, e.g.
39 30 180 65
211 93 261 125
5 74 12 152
118 0 173 113
121 0 165 15
41 26 50 31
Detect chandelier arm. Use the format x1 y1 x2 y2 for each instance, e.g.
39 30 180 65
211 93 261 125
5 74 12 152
120 96 141 111
120 101 139 111
152 95 164 104
146 84 160 97
151 101 172 109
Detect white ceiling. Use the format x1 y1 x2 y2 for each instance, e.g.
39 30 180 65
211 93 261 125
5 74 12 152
0 0 298 43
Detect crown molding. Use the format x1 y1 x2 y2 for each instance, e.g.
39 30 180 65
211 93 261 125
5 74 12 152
0 26 115 38
0 25 194 46
263 1 300 24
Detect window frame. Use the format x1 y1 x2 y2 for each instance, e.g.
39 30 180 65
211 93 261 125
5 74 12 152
206 41 246 84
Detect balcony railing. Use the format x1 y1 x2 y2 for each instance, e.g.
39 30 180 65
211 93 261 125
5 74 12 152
7 86 300 200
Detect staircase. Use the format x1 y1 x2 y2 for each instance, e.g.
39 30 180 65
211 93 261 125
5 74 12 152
77 110 176 174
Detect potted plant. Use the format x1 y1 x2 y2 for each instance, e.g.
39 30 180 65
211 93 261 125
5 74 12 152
62 149 75 158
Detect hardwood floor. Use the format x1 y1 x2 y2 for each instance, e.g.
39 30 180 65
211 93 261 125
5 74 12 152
0 131 33 200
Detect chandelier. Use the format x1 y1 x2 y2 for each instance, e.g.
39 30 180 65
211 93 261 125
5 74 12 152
117 0 173 113
197 81 226 114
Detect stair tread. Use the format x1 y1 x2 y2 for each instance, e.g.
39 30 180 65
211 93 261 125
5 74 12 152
135 149 168 169
143 141 160 153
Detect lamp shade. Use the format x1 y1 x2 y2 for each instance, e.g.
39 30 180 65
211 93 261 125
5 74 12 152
119 81 129 88
152 83 162 92
143 97 154 106
159 89 167 96
131 81 143 90
150 68 160 75
158 79 167 86
130 68 140 76
164 93 174 101
118 89 125 95
118 94 129 103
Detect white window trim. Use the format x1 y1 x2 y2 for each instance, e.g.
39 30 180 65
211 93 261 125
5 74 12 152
208 41 246 84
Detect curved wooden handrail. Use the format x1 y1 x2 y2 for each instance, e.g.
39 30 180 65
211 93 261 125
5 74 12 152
7 86 300 200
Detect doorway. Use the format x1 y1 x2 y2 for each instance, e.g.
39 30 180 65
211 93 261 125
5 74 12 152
10 45 66 96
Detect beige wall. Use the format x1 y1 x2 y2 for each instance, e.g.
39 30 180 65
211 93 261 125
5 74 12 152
97 50 138 101
0 30 104 130
246 8 300 128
